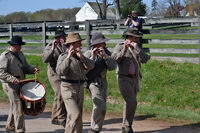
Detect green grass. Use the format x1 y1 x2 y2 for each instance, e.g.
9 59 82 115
147 53 199 57
143 44 199 49
0 55 200 124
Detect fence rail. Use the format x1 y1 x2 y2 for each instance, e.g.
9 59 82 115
0 16 199 63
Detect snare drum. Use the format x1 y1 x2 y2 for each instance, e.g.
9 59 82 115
20 80 46 116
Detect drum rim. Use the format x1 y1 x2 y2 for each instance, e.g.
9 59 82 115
20 80 46 103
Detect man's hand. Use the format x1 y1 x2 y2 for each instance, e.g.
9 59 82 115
76 48 84 60
98 47 108 59
130 42 140 53
123 40 131 52
34 68 40 73
60 38 67 51
51 39 59 50
91 47 98 60
13 78 19 84
67 48 76 59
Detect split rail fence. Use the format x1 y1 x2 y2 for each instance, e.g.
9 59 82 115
0 16 199 63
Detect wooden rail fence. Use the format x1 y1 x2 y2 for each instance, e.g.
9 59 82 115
0 16 199 63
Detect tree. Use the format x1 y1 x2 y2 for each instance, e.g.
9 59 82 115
113 0 122 19
151 0 158 13
185 0 200 15
120 0 146 18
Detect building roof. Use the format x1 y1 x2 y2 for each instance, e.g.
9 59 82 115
87 2 115 17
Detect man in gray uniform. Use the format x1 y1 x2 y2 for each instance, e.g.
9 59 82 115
111 28 149 133
42 30 67 127
56 32 94 133
0 35 39 133
84 32 116 133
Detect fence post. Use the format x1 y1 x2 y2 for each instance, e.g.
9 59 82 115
85 20 91 50
9 24 13 39
42 22 46 50
199 17 200 63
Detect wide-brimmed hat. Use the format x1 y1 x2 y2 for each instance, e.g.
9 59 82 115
90 32 110 47
65 33 85 44
52 30 68 39
8 35 26 45
123 28 143 38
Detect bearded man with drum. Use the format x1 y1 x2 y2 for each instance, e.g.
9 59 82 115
56 32 94 133
84 32 116 133
42 30 68 127
0 35 39 133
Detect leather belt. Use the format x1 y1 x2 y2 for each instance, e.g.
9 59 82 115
120 74 136 78
15 76 20 78
61 79 85 84
98 74 106 79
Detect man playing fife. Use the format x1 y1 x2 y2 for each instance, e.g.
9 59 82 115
56 32 94 133
42 30 68 127
111 28 149 133
84 32 116 133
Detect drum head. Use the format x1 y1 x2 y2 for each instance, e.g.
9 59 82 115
20 80 46 102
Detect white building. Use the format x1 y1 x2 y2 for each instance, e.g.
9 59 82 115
75 2 116 22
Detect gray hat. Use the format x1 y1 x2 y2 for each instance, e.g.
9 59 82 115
123 28 143 38
8 35 26 45
90 32 110 46
52 30 68 39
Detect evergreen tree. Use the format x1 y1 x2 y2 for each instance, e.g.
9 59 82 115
120 0 146 18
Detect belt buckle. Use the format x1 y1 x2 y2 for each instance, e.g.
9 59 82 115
132 75 136 78
102 75 106 78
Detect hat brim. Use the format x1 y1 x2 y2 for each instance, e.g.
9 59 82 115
8 41 26 45
65 38 85 44
90 38 110 47
52 34 68 39
123 32 143 38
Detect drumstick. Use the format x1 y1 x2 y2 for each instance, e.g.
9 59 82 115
35 64 38 89
19 78 36 83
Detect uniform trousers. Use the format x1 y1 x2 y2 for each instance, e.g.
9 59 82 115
117 75 137 128
3 82 25 132
61 82 84 133
47 69 67 122
88 82 107 132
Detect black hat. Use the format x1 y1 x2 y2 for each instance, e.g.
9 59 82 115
7 35 26 45
52 30 68 39
123 28 143 38
90 32 110 47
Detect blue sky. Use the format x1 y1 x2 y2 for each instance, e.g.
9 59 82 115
0 0 152 16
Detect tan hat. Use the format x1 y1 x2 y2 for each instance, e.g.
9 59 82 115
123 28 143 38
65 33 85 44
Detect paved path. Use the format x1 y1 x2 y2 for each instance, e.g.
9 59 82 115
0 103 200 133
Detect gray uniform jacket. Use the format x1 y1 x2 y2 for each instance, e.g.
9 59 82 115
84 50 116 86
111 42 149 91
56 52 94 80
0 48 35 83
42 43 65 71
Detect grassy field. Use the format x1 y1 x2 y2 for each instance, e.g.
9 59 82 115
0 55 200 124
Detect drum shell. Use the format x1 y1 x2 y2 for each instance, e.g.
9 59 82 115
20 80 46 116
